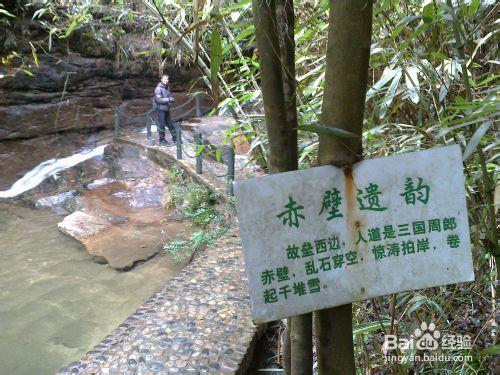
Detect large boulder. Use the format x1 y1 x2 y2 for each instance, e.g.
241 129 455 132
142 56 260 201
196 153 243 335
57 209 163 270
57 210 113 242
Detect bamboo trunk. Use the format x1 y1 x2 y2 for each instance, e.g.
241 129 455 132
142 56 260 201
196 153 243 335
252 1 313 374
315 1 373 374
252 0 296 173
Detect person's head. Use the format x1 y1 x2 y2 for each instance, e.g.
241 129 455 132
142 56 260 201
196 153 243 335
161 75 169 85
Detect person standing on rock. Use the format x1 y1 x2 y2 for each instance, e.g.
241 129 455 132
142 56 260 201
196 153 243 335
154 75 176 146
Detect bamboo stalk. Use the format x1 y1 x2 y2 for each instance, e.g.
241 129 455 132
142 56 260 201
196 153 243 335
252 1 312 374
315 1 373 373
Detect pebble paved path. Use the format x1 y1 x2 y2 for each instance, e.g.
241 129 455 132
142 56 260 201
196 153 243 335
58 229 261 374
59 130 263 374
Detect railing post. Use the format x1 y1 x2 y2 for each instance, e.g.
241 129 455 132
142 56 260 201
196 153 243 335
146 114 154 146
195 131 203 174
227 146 235 197
195 95 201 117
176 124 182 159
114 106 120 138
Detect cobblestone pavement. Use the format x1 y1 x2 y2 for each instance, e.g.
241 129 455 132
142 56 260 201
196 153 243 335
59 131 263 374
59 229 261 374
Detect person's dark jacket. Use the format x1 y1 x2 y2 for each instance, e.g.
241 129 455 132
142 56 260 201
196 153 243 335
154 82 175 112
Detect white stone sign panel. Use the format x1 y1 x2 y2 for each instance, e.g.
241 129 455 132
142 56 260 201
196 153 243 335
234 145 474 323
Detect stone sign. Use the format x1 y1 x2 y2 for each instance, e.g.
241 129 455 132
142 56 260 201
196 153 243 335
234 145 474 323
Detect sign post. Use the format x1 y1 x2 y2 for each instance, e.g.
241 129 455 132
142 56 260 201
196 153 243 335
234 145 474 324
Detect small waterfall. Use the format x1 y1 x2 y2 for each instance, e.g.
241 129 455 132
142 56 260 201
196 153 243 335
0 144 108 199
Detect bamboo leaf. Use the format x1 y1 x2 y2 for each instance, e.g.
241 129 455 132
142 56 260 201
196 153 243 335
0 9 16 18
406 295 427 315
468 31 497 67
62 18 78 38
29 42 38 67
405 66 420 104
395 15 419 28
366 67 400 100
298 124 357 138
439 84 448 102
136 49 155 56
210 29 223 83
48 30 54 52
32 8 46 19
353 321 391 335
195 145 206 156
379 68 402 118
475 73 499 86
422 2 436 24
22 68 34 77
304 72 325 96
406 295 446 317
424 299 446 318
462 121 493 161
431 51 448 61
468 0 481 16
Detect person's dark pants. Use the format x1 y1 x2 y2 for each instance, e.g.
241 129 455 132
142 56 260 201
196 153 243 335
157 110 176 142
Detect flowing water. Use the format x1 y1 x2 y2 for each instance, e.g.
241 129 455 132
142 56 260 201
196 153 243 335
0 145 108 199
0 202 187 374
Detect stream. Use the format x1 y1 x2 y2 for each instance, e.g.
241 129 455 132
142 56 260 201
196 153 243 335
0 202 189 374
0 133 190 374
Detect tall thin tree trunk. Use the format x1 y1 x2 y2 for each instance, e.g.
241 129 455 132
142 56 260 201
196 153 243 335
315 1 373 374
318 0 372 166
276 2 299 373
252 1 312 374
277 0 298 164
282 319 291 374
252 0 295 173
290 313 312 374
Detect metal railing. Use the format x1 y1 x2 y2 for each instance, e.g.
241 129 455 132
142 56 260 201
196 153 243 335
113 92 236 197
113 92 212 140
177 128 236 197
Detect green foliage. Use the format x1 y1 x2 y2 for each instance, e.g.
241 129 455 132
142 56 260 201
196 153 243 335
184 201 215 228
164 165 185 183
163 167 228 262
164 227 227 262
298 124 357 138
166 177 217 228
0 1 146 78
0 4 15 18
210 29 222 84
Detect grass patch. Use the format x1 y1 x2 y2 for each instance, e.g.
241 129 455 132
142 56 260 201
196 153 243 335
164 167 231 261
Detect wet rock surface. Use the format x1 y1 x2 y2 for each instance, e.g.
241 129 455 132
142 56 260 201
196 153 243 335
52 143 189 270
0 26 199 141
0 137 191 270
56 175 188 271
57 133 265 373
0 130 112 192
58 210 113 240
181 116 237 163
0 58 157 140
35 190 78 209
